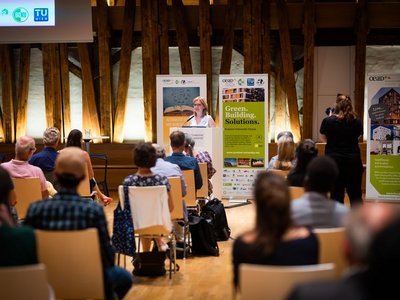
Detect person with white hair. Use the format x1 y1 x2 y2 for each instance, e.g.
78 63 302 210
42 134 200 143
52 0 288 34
1 136 49 199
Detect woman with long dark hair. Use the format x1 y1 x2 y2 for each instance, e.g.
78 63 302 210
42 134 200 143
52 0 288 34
232 172 318 288
320 94 363 206
64 129 112 205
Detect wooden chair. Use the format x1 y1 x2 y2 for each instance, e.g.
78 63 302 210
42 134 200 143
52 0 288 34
314 227 348 277
0 264 53 300
182 169 197 208
118 185 177 278
289 186 305 200
268 169 289 178
196 162 208 199
239 263 336 300
36 229 105 299
169 176 190 258
12 177 42 219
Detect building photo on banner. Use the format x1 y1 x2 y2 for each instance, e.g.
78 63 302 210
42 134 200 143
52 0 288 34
156 75 206 149
219 74 268 201
367 73 400 201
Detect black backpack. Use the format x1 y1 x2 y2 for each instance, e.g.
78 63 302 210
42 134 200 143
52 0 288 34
201 198 231 241
189 215 219 256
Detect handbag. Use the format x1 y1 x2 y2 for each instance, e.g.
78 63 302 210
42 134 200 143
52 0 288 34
111 185 136 256
133 251 167 277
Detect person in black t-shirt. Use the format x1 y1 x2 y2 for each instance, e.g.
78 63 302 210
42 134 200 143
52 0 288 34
319 94 363 206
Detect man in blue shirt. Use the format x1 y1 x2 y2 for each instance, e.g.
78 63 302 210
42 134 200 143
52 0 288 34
29 127 60 185
165 130 202 190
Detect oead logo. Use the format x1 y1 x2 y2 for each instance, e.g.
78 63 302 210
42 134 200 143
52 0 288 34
222 78 235 86
34 8 49 22
369 76 385 81
247 78 255 86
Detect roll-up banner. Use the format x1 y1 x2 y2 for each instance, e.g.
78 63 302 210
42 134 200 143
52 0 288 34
156 75 207 149
219 75 268 200
366 74 400 201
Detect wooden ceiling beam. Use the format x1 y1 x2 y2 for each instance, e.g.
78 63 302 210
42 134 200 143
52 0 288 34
97 3 400 31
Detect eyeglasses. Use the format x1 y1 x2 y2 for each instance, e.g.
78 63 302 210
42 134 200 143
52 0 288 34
30 147 36 153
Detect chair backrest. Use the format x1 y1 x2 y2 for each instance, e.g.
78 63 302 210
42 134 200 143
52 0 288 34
196 162 208 198
12 177 42 219
182 169 197 207
77 162 90 197
168 176 184 220
0 264 51 300
289 186 305 200
35 229 104 299
314 227 348 277
118 185 172 235
268 169 289 177
239 263 336 300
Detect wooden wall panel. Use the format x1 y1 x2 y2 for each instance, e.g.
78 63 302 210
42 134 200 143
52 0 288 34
243 2 252 74
354 0 368 127
59 44 71 139
42 44 62 131
276 0 301 141
114 0 135 143
42 44 55 128
172 0 193 74
16 45 30 139
199 0 213 111
141 0 160 141
0 45 15 142
159 0 170 75
262 0 272 139
97 0 113 139
78 44 101 137
303 0 316 139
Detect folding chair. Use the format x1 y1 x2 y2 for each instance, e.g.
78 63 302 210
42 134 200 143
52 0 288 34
196 162 208 199
12 177 42 220
0 264 53 300
239 263 336 300
118 185 177 278
36 229 105 299
169 176 190 259
90 153 109 196
182 169 198 211
314 227 348 277
289 186 305 200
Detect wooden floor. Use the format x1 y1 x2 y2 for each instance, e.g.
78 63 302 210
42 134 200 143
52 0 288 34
104 192 255 300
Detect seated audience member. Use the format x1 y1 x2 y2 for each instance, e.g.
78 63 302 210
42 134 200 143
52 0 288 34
123 142 174 252
365 216 400 300
287 139 318 187
291 156 349 228
29 127 60 186
267 134 296 171
184 133 216 196
1 136 49 199
232 172 318 288
287 203 400 300
165 130 203 190
62 129 112 205
0 166 37 266
151 143 187 197
267 131 294 170
24 147 132 300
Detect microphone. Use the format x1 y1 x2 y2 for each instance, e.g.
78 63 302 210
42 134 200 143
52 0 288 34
186 115 195 122
182 115 195 127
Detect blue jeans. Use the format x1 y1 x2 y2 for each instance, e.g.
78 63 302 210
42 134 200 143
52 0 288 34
105 266 133 299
